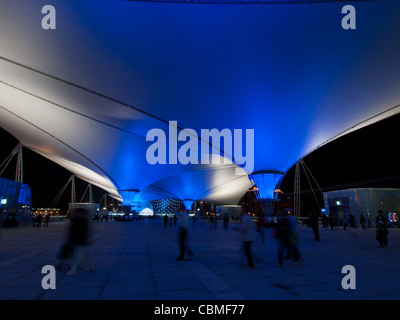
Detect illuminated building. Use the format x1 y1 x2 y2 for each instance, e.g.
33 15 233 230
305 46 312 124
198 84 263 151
324 188 400 227
0 176 32 226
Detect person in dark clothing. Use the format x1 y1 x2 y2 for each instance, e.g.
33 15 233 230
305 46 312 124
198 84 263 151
321 214 329 229
176 210 194 261
276 210 289 266
349 214 357 236
360 215 367 230
276 209 300 266
329 215 335 231
36 213 42 227
223 214 229 229
256 215 266 245
376 210 388 248
309 212 320 241
44 213 51 227
240 212 256 268
343 212 349 231
66 208 93 275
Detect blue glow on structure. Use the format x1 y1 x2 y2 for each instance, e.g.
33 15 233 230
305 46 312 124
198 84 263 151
151 199 183 215
0 177 32 226
250 171 284 200
66 0 400 202
1 0 400 207
182 200 195 211
120 190 140 206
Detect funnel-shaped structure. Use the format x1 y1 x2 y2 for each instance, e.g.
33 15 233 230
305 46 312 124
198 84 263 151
182 200 195 211
249 170 284 216
249 171 284 201
120 189 140 206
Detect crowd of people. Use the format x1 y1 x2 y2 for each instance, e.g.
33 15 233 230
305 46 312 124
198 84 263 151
53 206 395 276
32 212 51 227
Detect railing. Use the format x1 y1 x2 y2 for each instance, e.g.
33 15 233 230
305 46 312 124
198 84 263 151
49 215 67 223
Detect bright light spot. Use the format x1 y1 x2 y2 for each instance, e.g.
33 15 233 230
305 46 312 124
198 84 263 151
139 208 154 216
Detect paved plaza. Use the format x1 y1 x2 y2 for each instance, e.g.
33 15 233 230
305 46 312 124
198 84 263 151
0 218 399 300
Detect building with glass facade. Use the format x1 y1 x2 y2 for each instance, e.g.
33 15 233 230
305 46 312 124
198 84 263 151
0 177 33 227
323 188 400 228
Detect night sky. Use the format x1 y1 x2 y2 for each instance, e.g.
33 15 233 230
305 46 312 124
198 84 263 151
1 112 400 214
0 129 109 212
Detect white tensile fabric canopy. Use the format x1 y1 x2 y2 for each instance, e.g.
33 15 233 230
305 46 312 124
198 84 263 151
0 0 399 204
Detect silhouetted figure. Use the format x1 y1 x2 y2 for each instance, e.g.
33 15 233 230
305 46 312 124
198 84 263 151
92 213 99 222
209 215 216 229
349 214 357 236
44 213 50 227
360 214 367 230
329 215 335 231
376 210 388 248
240 213 256 268
223 214 229 229
176 210 193 260
286 209 301 265
36 213 42 227
256 215 266 245
343 212 349 231
66 208 93 275
321 214 329 229
275 210 289 266
164 214 168 227
309 212 320 241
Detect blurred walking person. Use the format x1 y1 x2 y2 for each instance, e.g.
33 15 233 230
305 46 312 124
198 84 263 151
360 214 367 230
67 208 93 275
176 209 194 261
223 214 229 229
329 215 335 231
256 215 266 245
286 209 301 265
44 213 50 227
36 213 42 227
376 210 388 248
275 210 289 266
275 209 300 266
240 212 256 268
309 212 320 241
349 214 357 236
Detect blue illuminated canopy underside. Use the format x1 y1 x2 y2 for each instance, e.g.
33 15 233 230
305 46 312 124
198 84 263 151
0 0 399 205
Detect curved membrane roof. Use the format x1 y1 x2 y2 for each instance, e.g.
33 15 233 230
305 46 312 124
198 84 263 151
0 0 400 204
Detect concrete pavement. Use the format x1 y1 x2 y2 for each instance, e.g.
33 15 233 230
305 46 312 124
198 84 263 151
0 218 399 300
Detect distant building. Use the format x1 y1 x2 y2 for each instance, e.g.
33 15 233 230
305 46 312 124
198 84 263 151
33 208 61 216
216 205 242 220
324 188 400 227
0 176 32 227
